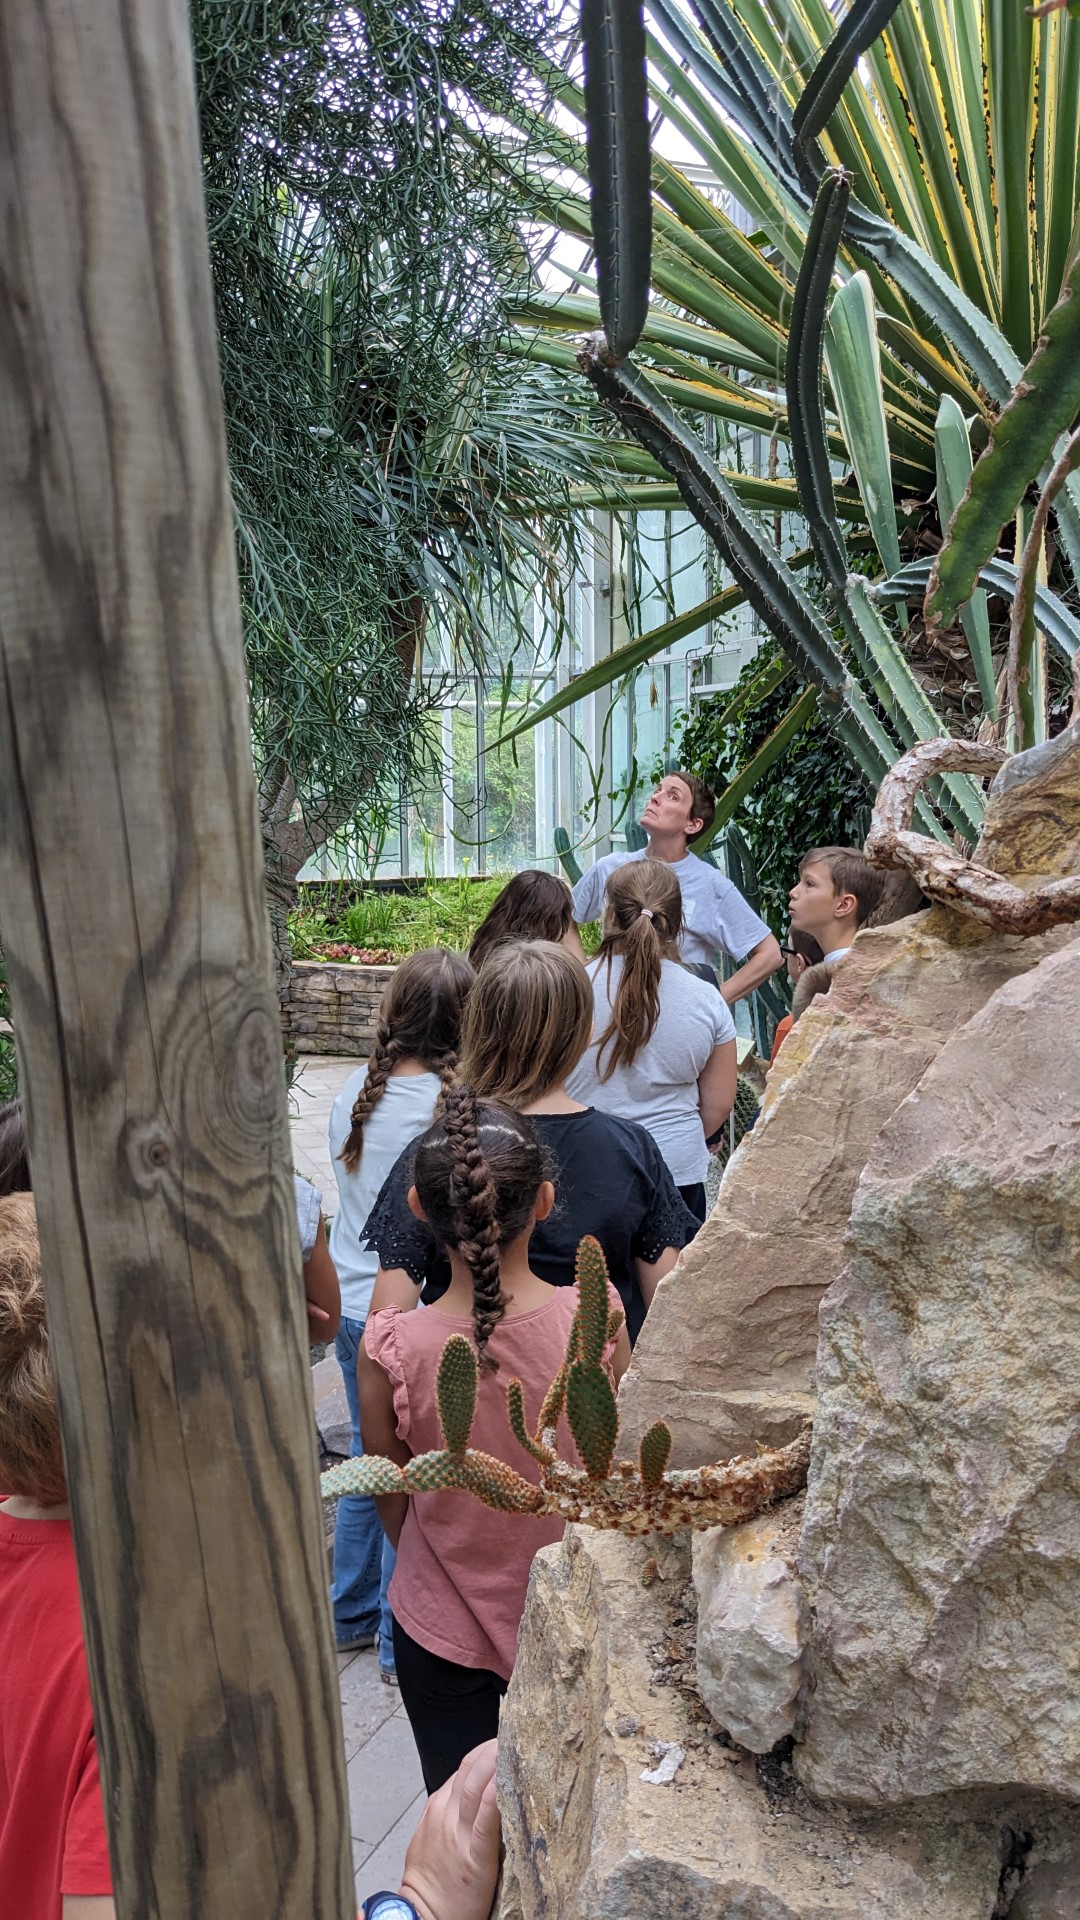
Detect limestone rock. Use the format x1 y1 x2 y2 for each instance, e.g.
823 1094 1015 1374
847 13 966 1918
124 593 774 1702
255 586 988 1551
797 938 1080 1805
619 907 1064 1465
693 1496 806 1754
976 713 1080 881
494 1525 1071 1920
1008 1846 1080 1918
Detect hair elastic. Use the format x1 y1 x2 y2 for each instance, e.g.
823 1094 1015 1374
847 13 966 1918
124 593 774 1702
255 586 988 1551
639 907 655 919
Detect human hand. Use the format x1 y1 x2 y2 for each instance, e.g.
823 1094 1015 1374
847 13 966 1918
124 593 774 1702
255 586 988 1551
397 1740 501 1920
305 1297 330 1338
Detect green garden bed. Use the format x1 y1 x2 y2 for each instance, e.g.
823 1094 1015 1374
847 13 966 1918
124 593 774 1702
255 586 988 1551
289 874 601 964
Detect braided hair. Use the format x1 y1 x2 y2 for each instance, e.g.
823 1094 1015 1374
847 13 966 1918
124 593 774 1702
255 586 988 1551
338 947 474 1174
413 1087 549 1374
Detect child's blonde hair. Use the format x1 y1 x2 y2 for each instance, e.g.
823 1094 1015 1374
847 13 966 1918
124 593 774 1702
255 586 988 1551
0 1195 66 1505
459 940 592 1108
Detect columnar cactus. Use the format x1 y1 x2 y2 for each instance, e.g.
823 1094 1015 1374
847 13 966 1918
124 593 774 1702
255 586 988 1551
321 1236 812 1534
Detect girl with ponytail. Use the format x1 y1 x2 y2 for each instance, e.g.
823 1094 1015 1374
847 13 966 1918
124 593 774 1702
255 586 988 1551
568 859 738 1221
360 1084 628 1793
327 947 473 1675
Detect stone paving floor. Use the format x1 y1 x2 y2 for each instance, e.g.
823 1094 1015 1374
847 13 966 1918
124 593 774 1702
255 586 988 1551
338 1643 425 1907
290 1052 358 1211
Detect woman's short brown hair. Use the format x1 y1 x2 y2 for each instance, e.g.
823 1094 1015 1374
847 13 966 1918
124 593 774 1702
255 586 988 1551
675 770 716 842
460 939 593 1108
0 1195 66 1506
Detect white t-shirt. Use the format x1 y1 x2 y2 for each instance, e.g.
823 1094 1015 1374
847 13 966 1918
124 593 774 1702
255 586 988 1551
567 955 737 1185
328 1068 442 1321
571 850 771 972
293 1174 323 1262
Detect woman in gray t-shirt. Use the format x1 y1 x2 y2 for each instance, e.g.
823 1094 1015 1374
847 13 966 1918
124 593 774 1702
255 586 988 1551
567 859 737 1219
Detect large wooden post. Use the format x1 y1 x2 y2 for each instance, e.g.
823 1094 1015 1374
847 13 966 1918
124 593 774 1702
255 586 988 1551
0 4 353 1915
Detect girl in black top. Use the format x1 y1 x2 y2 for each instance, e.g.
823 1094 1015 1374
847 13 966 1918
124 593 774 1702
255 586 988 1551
362 940 699 1342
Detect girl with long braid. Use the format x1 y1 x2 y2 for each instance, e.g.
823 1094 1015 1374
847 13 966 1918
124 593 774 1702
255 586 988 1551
327 947 474 1676
360 1085 629 1792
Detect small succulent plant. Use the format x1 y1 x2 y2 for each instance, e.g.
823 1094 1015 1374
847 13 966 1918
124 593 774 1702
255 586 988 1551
321 1236 811 1535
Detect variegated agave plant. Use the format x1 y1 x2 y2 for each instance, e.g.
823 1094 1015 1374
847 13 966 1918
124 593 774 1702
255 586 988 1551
496 0 1080 821
321 1235 811 1534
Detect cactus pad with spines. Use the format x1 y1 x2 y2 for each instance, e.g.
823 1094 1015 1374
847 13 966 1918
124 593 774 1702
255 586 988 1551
460 1453 547 1513
566 1363 619 1480
436 1334 477 1453
507 1379 552 1465
536 1364 568 1440
320 1236 812 1534
404 1450 467 1493
638 1421 673 1490
574 1235 611 1369
321 1454 408 1498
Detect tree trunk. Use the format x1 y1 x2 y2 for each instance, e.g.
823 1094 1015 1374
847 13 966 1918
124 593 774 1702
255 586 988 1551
0 4 353 1915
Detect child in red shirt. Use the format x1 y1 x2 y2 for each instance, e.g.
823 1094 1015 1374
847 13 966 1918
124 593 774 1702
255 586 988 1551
0 1193 114 1920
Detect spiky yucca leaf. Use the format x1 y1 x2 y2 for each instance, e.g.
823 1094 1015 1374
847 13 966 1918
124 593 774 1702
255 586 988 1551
934 396 996 717
436 1334 478 1453
929 246 1080 633
567 1361 619 1479
638 1421 673 1490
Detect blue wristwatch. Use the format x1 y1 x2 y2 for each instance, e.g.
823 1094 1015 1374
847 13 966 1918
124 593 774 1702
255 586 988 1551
361 1897 422 1920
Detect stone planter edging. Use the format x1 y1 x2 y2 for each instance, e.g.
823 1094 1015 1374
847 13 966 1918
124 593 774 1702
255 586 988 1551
285 959 397 1057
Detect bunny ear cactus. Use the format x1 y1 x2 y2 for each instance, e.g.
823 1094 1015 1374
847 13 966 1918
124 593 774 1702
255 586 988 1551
638 1421 673 1490
321 1236 812 1534
564 1234 620 1479
436 1334 478 1453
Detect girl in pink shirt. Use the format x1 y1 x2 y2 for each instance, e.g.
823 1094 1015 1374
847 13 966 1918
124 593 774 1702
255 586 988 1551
360 1085 629 1792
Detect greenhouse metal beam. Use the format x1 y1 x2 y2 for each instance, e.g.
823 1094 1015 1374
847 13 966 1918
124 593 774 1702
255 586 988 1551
0 3 352 1914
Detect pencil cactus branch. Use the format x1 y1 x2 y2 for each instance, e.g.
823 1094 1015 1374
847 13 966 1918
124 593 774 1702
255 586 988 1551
582 0 651 357
321 1235 812 1534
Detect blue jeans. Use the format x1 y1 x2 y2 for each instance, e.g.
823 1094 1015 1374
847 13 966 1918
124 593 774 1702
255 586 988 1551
331 1315 395 1655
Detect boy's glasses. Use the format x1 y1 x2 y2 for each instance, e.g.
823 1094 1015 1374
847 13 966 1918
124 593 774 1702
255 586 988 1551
780 945 799 959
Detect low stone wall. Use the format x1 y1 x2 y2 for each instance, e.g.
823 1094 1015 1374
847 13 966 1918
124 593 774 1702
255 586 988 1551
285 960 396 1057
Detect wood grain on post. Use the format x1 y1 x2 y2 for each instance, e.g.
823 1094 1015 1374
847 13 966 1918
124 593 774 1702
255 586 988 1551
0 3 353 1914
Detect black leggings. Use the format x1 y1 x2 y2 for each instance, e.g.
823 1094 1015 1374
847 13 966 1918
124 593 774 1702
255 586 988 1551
678 1181 707 1223
392 1616 507 1794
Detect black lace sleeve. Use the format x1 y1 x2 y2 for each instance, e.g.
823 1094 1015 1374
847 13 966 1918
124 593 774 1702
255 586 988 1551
362 1149 432 1288
630 1135 701 1263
